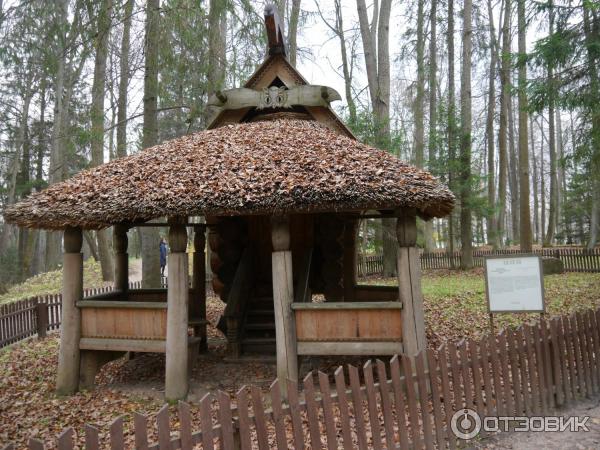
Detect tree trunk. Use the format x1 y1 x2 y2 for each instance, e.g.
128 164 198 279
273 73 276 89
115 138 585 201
45 0 69 272
140 0 162 288
116 0 134 159
90 0 114 282
356 0 395 276
539 118 546 239
424 0 437 250
332 0 356 124
517 0 532 252
583 6 600 248
413 0 425 168
497 0 510 248
531 114 540 243
508 92 519 242
447 0 456 260
556 107 565 241
544 4 558 247
460 0 473 269
486 0 499 248
288 0 301 67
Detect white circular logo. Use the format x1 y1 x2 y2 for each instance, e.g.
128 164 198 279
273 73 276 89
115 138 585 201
451 408 482 440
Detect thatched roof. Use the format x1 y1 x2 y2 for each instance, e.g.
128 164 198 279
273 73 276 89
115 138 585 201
4 120 454 230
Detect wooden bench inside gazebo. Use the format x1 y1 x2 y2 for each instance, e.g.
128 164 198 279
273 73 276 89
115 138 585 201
4 6 454 401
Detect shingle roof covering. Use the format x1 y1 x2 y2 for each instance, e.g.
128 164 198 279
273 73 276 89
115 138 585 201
4 120 454 229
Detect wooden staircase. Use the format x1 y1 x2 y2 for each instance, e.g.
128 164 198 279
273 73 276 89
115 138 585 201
240 295 276 354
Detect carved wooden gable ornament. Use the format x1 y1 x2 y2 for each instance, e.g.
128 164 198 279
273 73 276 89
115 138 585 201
207 4 354 139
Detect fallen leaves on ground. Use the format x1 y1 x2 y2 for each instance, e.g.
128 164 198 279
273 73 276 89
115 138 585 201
2 271 600 448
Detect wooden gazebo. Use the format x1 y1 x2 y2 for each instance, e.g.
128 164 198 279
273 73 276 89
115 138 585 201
4 7 454 401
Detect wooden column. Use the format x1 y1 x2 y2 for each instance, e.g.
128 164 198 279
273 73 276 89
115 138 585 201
192 225 207 352
165 218 189 401
343 217 358 301
271 216 298 393
396 209 426 355
56 227 83 395
113 224 129 293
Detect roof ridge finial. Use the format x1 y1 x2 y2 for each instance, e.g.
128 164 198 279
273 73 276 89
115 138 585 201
264 4 287 58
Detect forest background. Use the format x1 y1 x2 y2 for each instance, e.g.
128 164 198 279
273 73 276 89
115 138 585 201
0 0 598 290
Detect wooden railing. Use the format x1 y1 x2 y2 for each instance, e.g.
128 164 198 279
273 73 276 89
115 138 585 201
358 247 600 275
4 306 600 449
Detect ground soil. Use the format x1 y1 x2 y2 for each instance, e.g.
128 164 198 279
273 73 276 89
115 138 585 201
475 397 600 449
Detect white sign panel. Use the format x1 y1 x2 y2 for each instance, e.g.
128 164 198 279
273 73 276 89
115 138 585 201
485 255 545 313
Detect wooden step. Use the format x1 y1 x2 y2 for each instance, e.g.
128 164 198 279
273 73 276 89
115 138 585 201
244 323 275 331
246 309 275 316
241 337 276 354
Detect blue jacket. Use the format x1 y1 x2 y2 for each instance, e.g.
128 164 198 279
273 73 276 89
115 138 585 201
160 241 168 266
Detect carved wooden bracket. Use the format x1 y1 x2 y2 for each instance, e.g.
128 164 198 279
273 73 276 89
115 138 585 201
208 86 342 111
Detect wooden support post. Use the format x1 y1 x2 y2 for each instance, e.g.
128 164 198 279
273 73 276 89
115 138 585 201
271 216 298 394
343 218 358 302
165 218 189 401
193 225 208 352
56 227 83 395
113 224 129 293
396 209 426 356
36 301 48 339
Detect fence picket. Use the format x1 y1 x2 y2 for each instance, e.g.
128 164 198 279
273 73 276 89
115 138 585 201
199 394 215 450
540 318 555 410
133 412 149 450
570 314 586 397
532 324 548 414
317 371 338 450
109 417 124 450
178 401 193 450
156 404 171 450
217 390 236 450
402 354 422 449
415 351 434 450
375 360 396 450
250 386 269 450
28 439 44 450
363 361 383 450
236 387 252 450
85 424 100 450
563 316 579 400
389 355 410 450
577 312 593 397
303 373 323 450
523 324 541 413
269 380 288 450
506 330 523 415
426 349 446 449
348 364 369 450
285 379 305 450
589 310 600 389
333 367 353 450
57 428 73 450
549 318 565 406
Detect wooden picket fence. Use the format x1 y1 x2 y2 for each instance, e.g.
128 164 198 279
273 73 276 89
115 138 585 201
0 284 140 349
4 306 600 449
358 247 600 276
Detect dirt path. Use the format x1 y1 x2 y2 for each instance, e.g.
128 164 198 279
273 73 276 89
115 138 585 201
476 397 600 449
129 258 142 282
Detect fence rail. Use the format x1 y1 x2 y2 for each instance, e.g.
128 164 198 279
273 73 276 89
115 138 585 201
3 305 600 449
357 247 600 276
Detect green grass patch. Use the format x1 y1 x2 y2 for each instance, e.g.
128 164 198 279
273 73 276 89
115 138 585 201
0 259 107 305
361 269 600 347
